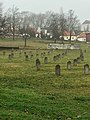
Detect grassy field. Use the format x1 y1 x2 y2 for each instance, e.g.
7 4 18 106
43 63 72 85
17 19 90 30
0 38 90 120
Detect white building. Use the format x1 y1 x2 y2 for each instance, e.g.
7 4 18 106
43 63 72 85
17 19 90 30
81 20 90 32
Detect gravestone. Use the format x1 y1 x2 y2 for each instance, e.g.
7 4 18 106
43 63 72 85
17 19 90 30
84 49 86 53
8 54 12 60
11 48 14 53
19 50 22 56
58 54 61 58
41 53 43 57
36 58 40 70
43 52 46 56
44 57 48 64
25 55 28 61
65 50 67 55
19 51 22 57
48 51 51 55
29 51 32 54
36 53 39 57
73 59 77 66
84 64 89 75
80 55 84 61
77 57 81 64
53 56 57 61
67 61 72 70
55 65 60 76
11 53 14 58
30 54 33 59
24 51 26 55
3 51 5 56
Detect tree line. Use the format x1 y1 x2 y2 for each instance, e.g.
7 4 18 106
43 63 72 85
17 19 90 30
0 3 81 42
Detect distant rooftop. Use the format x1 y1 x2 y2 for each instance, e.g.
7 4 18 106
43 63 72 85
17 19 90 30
82 20 90 24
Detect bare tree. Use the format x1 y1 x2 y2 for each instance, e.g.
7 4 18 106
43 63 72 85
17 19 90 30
59 8 67 43
50 13 59 42
0 2 3 36
6 6 19 40
67 9 79 42
0 3 7 38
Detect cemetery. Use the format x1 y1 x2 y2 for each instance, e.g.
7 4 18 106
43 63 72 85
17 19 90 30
0 39 90 120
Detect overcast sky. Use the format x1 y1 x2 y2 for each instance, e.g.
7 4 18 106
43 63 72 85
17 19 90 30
1 0 90 23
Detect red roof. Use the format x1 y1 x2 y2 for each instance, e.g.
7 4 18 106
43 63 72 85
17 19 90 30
78 32 86 38
63 31 75 36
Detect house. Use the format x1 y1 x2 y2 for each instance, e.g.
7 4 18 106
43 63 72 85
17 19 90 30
81 20 90 32
63 31 77 41
77 32 86 42
86 33 90 43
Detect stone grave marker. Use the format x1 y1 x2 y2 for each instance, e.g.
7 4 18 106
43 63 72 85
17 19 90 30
30 54 33 59
84 64 89 75
55 65 60 76
8 54 12 60
36 58 40 70
77 57 81 64
53 56 57 61
73 59 77 66
67 61 72 70
25 55 29 61
11 53 14 58
3 51 6 56
44 57 48 64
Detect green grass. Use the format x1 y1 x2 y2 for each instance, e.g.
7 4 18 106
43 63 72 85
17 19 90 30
0 38 90 120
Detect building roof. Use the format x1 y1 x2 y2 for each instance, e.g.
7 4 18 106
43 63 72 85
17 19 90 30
78 32 86 38
63 31 75 36
82 20 90 24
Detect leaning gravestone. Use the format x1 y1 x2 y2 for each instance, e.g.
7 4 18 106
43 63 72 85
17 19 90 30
84 64 89 75
67 61 72 70
44 57 48 64
55 65 60 76
36 58 40 70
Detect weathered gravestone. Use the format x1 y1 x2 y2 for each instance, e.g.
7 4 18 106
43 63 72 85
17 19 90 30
84 64 89 75
77 57 81 64
3 51 5 56
62 53 65 57
24 51 26 55
84 49 86 53
55 65 60 76
73 59 77 66
8 54 12 60
36 53 39 57
80 53 84 61
25 55 28 61
48 51 51 55
53 56 57 61
19 50 22 57
58 54 61 58
11 53 14 58
67 61 72 70
30 54 33 59
44 57 48 64
36 58 40 70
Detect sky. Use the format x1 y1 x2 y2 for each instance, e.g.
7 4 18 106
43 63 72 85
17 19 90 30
1 0 90 23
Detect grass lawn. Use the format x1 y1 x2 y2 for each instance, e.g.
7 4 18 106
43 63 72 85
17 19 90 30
0 38 90 120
